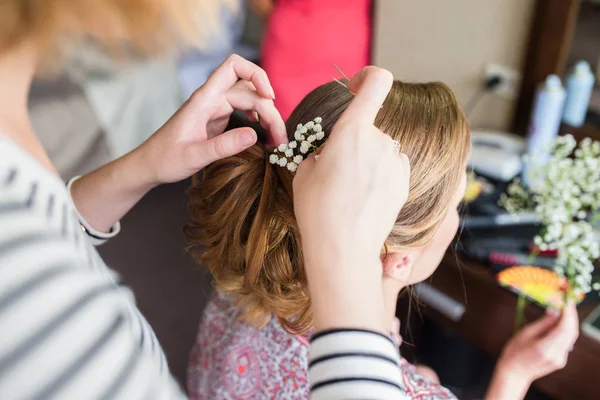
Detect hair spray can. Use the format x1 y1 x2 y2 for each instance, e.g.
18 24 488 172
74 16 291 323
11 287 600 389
522 75 566 187
562 60 595 127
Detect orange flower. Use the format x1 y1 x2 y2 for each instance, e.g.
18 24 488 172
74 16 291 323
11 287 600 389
497 266 584 309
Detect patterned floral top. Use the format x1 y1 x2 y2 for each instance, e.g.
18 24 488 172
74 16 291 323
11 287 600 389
187 291 458 400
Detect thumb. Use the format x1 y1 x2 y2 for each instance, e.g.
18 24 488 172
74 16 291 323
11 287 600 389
192 127 257 168
339 66 393 126
518 309 560 340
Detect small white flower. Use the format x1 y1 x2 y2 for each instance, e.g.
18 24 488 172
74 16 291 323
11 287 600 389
593 282 600 291
305 121 314 129
297 124 303 130
307 134 316 143
278 157 287 167
313 124 322 133
555 266 564 275
294 131 302 140
314 117 322 124
577 211 587 219
300 135 306 141
293 155 304 164
288 141 297 149
278 143 288 152
285 149 294 157
316 131 325 140
269 154 279 164
300 141 310 154
287 162 298 172
300 127 308 134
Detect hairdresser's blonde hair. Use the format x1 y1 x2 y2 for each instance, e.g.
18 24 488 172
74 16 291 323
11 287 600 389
185 80 471 334
0 0 234 64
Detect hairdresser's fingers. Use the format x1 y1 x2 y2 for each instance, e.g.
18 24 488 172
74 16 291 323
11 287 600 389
225 88 287 145
398 151 410 191
386 144 411 206
339 66 393 126
247 110 259 123
191 127 257 168
201 54 274 100
294 151 317 183
231 80 287 145
232 81 263 123
315 143 325 156
399 151 410 181
233 79 257 91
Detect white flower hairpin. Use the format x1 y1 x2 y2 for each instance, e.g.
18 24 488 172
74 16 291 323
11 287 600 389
269 117 326 172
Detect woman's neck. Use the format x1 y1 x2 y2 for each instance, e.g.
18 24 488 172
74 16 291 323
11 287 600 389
0 41 55 173
382 278 403 333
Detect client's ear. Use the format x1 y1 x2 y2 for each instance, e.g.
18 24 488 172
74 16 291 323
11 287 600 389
382 252 412 282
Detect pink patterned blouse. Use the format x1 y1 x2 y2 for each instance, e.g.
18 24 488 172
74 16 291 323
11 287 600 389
187 291 457 399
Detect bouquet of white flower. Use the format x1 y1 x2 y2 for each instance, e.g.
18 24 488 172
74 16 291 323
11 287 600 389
500 134 600 298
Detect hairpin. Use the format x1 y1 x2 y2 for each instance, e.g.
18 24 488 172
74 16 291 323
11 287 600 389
334 64 385 110
269 117 325 172
333 64 355 95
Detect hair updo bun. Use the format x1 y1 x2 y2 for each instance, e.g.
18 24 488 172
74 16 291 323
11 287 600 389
185 80 470 334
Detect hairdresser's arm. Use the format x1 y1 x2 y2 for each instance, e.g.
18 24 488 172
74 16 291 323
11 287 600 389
484 303 579 400
294 66 410 399
295 67 409 332
70 54 286 233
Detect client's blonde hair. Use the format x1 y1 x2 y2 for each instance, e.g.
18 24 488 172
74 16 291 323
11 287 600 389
185 80 471 334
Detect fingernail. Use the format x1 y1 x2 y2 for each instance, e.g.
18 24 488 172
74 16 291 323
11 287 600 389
546 308 560 317
240 130 256 146
270 87 276 99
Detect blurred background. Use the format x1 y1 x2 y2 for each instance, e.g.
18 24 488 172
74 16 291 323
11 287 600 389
33 1 600 399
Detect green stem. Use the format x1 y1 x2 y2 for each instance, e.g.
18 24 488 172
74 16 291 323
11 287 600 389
527 247 540 264
514 293 527 333
565 275 575 304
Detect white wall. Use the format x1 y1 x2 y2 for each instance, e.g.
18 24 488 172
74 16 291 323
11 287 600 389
373 0 536 131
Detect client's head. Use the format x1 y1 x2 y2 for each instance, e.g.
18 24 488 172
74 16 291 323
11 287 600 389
185 80 471 334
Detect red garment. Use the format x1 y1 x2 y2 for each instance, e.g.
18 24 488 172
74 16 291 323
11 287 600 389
261 0 372 119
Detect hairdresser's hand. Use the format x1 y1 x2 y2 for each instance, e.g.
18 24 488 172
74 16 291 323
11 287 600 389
71 55 286 233
139 54 287 186
485 302 579 400
294 66 410 333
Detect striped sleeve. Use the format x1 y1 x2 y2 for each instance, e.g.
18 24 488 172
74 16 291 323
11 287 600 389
309 329 409 400
0 213 186 400
0 137 187 400
66 176 121 246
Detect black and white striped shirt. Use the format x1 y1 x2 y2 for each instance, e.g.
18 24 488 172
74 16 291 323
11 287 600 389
0 135 406 399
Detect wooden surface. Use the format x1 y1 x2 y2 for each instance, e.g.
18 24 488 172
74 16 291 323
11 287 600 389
424 253 600 400
560 122 600 143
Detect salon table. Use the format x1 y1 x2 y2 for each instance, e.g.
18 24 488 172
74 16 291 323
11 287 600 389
413 252 600 400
